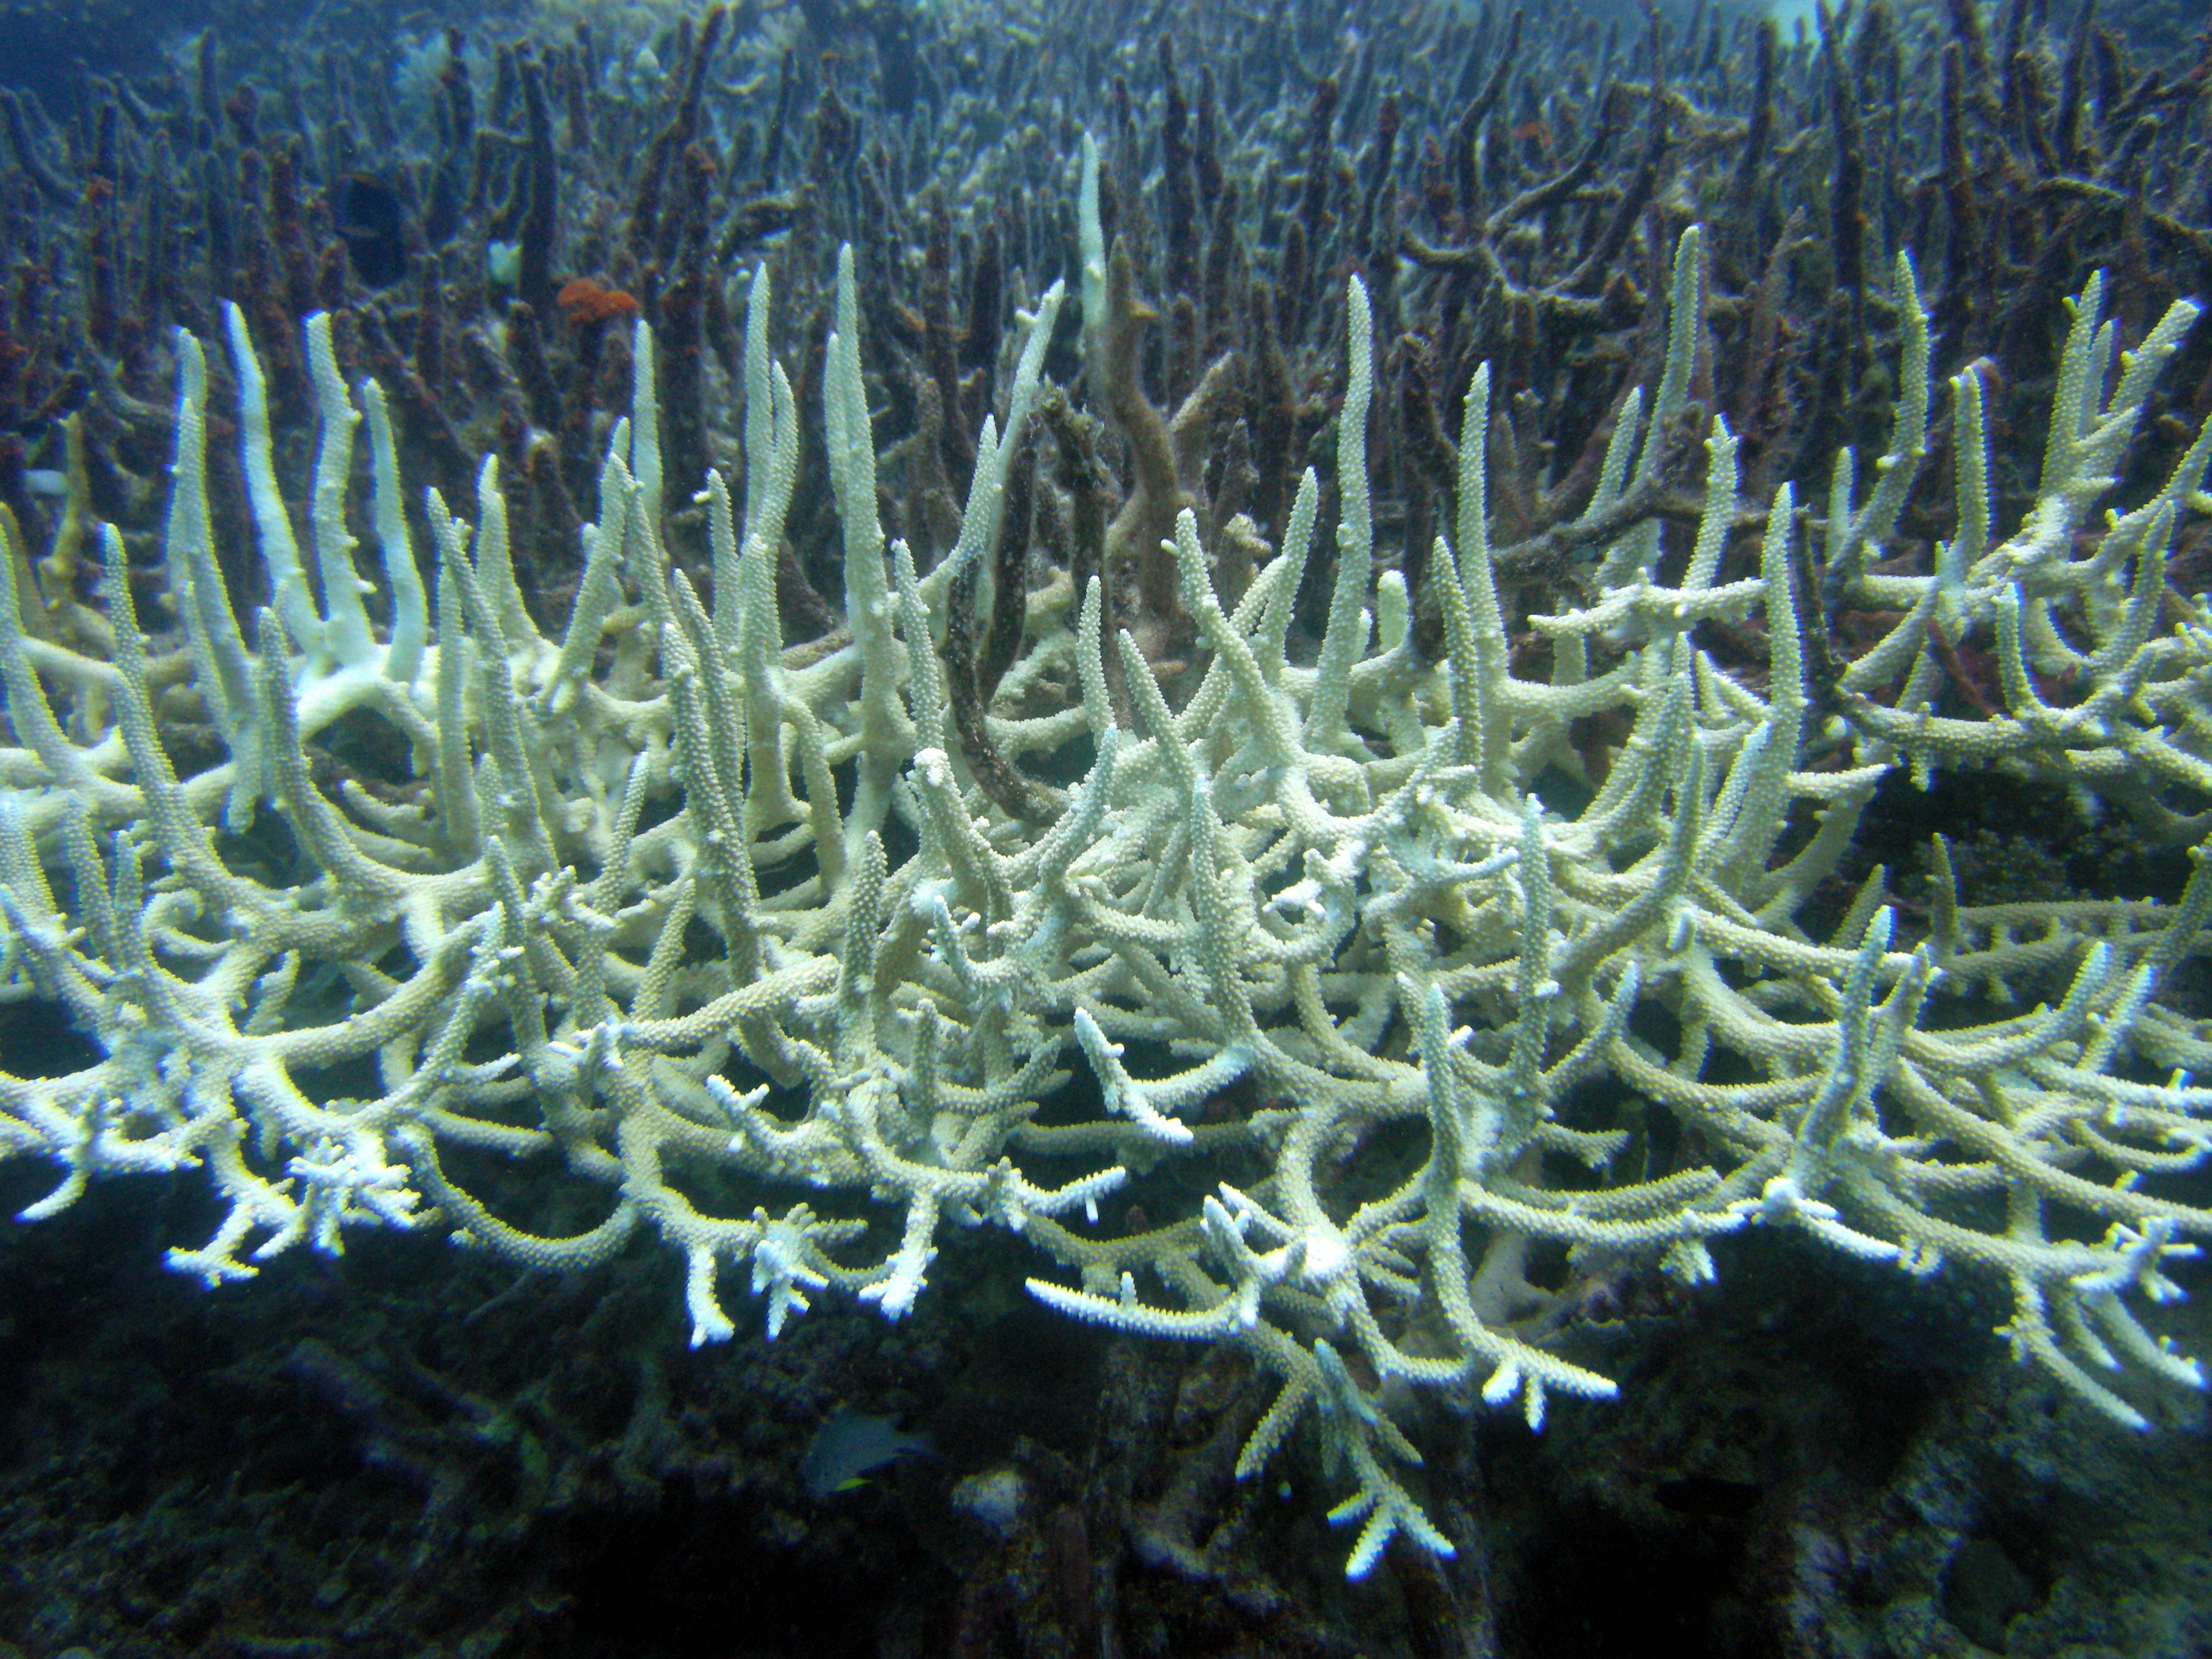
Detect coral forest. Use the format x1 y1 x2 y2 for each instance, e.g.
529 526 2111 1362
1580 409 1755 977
2 0 2212 1654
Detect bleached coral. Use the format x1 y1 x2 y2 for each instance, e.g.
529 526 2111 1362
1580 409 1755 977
2 219 2210 1578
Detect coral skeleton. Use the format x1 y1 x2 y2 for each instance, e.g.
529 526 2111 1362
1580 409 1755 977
3 218 2211 1578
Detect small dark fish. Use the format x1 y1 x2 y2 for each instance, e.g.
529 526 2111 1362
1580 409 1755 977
800 1410 933 1500
1654 1474 1764 1519
334 172 409 288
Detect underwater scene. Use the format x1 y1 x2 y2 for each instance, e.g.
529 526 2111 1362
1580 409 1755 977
1 0 2210 1653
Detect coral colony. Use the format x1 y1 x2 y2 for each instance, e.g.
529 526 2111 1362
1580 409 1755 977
2 0 2211 1592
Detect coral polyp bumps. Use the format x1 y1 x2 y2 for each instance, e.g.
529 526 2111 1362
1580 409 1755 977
3 219 2211 1577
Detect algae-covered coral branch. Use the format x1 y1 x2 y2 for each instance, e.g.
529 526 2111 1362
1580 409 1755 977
2 213 2211 1578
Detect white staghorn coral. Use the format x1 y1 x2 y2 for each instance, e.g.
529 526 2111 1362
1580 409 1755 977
2 221 2210 1578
